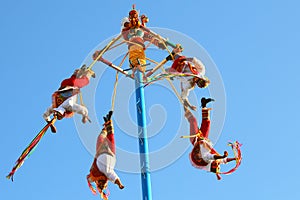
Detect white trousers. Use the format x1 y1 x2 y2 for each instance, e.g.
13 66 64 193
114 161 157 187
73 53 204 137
96 153 119 182
43 95 88 121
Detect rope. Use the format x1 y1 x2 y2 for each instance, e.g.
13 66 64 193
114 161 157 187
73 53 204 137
119 52 129 68
125 40 145 49
79 92 85 107
146 57 159 64
180 133 200 139
111 71 119 111
107 41 127 51
159 39 173 56
85 30 180 108
110 52 128 111
144 38 154 50
87 34 122 70
142 33 184 106
167 78 184 105
160 66 185 105
143 38 184 106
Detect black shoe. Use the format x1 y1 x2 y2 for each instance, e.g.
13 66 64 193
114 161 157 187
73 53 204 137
201 97 215 108
103 116 107 123
103 111 113 123
106 111 113 121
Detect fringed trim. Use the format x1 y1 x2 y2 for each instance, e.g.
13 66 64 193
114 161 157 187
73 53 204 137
202 108 211 120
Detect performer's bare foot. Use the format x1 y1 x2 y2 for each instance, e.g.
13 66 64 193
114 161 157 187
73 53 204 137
115 179 125 189
82 116 91 124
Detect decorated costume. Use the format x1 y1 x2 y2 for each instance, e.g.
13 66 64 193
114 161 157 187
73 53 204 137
168 55 210 110
184 98 237 180
7 66 95 179
43 65 94 132
92 5 179 81
87 111 124 200
120 6 165 77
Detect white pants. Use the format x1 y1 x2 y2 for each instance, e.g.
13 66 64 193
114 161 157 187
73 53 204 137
200 145 215 163
43 95 88 121
96 154 119 182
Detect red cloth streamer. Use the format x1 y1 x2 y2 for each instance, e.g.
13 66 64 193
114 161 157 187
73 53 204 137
219 141 242 175
87 176 97 195
6 118 56 181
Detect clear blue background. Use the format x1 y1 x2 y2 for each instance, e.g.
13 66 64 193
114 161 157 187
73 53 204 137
1 0 299 200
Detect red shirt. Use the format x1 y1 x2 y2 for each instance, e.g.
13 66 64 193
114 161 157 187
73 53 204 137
59 75 89 90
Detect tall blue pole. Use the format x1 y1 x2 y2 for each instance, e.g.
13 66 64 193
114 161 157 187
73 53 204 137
134 69 152 200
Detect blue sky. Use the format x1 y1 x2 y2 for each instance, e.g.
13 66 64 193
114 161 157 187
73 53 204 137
1 0 300 200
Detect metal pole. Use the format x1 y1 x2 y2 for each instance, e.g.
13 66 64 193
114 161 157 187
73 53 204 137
134 69 152 200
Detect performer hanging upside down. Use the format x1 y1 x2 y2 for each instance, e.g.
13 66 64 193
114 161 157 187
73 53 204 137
87 111 124 200
43 65 95 133
167 50 210 111
184 97 236 180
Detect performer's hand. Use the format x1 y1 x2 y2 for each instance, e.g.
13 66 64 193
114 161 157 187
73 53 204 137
53 111 64 120
85 69 96 79
173 44 183 54
158 42 166 50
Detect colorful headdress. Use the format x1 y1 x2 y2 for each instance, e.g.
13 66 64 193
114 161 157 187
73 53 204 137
128 4 141 28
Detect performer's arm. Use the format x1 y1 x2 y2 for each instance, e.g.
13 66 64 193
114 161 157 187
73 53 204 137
142 29 166 49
